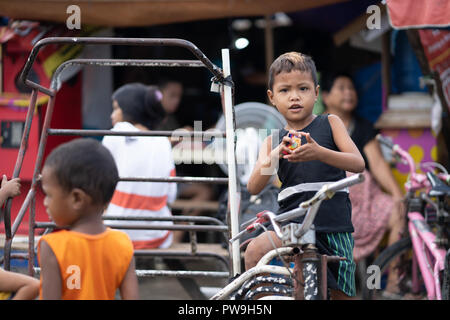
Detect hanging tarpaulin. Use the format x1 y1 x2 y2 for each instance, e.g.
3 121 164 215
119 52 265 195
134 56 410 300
386 0 450 29
418 29 450 110
0 0 348 27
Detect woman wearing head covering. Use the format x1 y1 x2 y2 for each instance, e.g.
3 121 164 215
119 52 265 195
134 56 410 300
103 83 177 249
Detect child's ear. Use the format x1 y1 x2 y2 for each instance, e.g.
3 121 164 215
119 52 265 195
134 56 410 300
315 85 320 99
267 89 275 106
70 188 90 210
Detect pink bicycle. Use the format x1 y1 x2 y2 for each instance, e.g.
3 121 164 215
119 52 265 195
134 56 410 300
362 135 450 300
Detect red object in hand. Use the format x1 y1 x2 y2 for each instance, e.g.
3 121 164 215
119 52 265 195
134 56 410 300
282 133 301 155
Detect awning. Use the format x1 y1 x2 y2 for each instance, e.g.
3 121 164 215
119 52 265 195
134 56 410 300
418 29 450 109
0 0 347 27
386 0 450 29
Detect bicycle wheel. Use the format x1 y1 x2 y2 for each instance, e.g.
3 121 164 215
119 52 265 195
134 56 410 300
362 237 415 300
230 275 293 300
231 275 293 300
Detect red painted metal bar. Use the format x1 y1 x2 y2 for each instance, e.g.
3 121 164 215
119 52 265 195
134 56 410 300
8 94 56 271
2 89 38 270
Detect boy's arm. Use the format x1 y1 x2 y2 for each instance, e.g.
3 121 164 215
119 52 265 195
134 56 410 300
247 134 292 195
284 115 365 173
0 268 39 300
119 256 139 300
0 175 21 207
325 114 365 172
39 240 62 299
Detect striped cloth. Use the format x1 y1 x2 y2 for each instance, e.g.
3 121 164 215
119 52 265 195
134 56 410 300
316 232 356 297
102 122 177 249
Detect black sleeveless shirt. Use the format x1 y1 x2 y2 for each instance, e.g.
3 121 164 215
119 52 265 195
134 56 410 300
275 114 353 233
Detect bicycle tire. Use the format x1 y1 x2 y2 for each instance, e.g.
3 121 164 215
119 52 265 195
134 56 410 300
362 237 412 300
231 275 293 300
243 284 293 300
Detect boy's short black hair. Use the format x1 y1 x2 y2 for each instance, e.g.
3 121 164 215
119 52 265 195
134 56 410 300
44 138 119 206
268 52 318 90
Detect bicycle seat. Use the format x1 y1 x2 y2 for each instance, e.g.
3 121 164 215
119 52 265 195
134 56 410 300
427 172 450 197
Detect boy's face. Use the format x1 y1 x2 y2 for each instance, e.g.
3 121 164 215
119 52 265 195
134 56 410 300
41 166 79 227
267 70 319 127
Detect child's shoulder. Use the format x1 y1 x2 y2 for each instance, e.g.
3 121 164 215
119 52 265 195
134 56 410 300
39 229 68 242
317 113 333 122
319 113 344 128
39 229 133 257
105 228 134 249
106 228 132 241
40 228 130 243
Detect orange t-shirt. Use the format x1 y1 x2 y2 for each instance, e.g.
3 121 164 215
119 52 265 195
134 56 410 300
37 228 134 300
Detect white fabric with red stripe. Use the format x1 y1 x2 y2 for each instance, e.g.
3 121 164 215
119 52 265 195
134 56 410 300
102 121 177 248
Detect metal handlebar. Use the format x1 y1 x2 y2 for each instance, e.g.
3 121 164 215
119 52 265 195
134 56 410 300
376 134 417 177
377 134 449 189
376 133 395 149
230 173 365 243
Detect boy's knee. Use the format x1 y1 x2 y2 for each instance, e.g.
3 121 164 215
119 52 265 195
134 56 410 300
244 232 280 270
244 236 269 270
244 239 259 270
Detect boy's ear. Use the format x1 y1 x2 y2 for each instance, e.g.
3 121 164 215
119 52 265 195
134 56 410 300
315 85 320 98
70 188 91 210
267 89 274 106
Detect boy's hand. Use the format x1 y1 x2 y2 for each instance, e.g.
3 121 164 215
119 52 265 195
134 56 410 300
283 132 322 162
1 175 21 198
271 132 298 159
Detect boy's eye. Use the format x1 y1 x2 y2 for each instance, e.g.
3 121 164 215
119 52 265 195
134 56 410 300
300 87 309 91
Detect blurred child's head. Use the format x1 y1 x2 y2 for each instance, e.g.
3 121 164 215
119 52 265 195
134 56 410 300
267 52 319 125
158 78 183 114
41 138 119 226
111 83 166 129
321 72 358 114
268 52 318 91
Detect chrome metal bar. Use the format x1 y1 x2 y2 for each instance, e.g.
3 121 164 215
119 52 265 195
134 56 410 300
47 128 225 138
119 176 228 184
51 59 205 90
103 215 225 225
32 268 230 279
34 222 228 232
20 37 225 94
